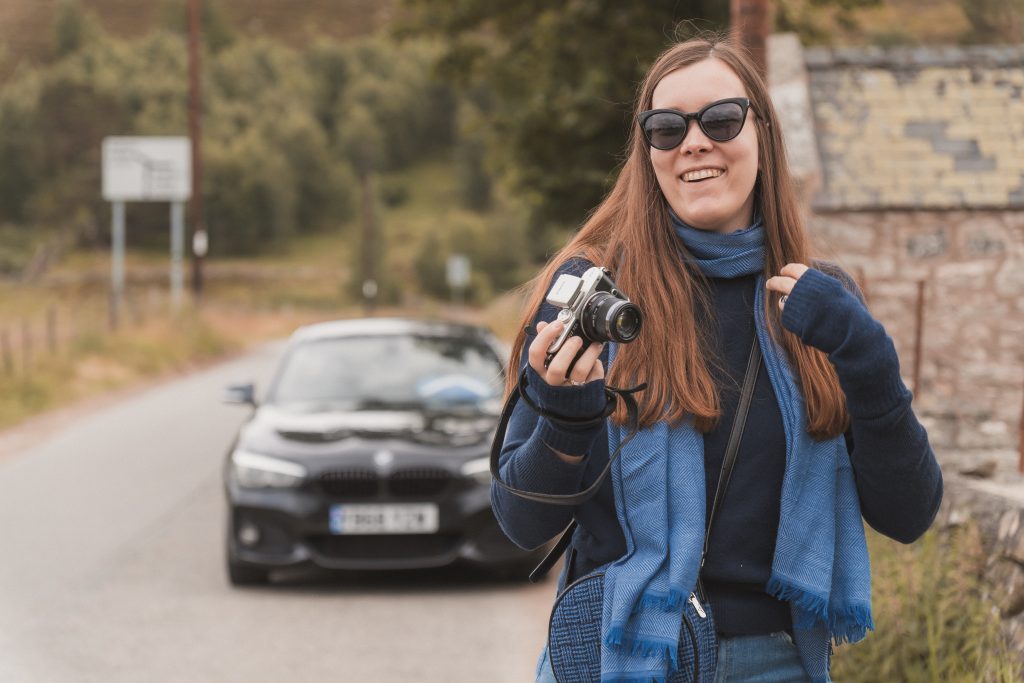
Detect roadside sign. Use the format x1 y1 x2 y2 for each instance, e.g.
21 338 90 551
446 254 470 289
102 136 192 202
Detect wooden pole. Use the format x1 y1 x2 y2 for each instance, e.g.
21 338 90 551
1019 374 1024 474
188 0 206 303
47 306 57 354
855 266 869 305
21 318 31 376
731 0 772 79
912 280 925 399
1 329 12 376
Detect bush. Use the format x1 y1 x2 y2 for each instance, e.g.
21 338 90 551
831 525 1021 682
413 211 530 304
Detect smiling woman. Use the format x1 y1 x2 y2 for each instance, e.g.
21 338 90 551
493 33 942 683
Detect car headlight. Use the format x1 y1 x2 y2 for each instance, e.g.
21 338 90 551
460 456 493 485
230 449 307 489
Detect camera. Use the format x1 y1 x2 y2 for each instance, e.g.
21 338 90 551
544 266 643 368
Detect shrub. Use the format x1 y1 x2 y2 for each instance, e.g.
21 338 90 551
832 525 1021 682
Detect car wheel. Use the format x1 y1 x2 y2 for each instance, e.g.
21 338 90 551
227 557 270 586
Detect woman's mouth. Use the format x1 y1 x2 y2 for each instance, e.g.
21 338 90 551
682 168 724 182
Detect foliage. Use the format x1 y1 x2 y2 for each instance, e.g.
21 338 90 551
958 0 1024 44
831 525 1021 682
0 10 456 260
54 0 101 58
414 210 531 303
396 1 728 255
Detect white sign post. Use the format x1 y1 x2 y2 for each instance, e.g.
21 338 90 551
101 136 192 326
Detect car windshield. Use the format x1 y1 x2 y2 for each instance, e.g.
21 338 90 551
268 334 504 412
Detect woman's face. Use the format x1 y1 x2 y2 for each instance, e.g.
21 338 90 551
648 58 759 234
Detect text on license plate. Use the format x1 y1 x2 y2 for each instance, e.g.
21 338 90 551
329 503 439 535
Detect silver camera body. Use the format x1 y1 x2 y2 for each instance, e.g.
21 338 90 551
544 266 641 367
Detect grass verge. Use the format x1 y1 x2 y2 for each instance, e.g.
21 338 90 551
832 524 1021 682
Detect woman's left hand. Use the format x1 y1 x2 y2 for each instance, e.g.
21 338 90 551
766 263 810 309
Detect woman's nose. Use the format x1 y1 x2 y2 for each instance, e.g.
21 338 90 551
679 120 712 155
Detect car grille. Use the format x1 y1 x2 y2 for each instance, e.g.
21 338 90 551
308 534 461 560
319 469 379 497
318 467 456 499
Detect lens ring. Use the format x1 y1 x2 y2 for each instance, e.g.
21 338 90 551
613 306 641 341
580 295 642 344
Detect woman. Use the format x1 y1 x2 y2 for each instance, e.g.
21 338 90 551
491 35 943 683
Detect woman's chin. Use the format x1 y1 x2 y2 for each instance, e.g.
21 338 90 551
674 211 730 234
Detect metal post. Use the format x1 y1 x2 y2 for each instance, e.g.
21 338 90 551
360 169 378 314
170 201 185 310
912 280 925 399
111 201 126 330
188 0 206 302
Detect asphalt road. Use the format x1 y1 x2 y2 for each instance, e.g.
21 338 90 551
0 342 555 683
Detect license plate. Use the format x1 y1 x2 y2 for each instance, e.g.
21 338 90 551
329 503 439 535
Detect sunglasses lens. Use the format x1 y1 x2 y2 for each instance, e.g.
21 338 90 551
700 102 745 141
643 112 687 150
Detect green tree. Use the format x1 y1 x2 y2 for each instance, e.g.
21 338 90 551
398 1 728 255
53 0 100 57
959 0 1024 44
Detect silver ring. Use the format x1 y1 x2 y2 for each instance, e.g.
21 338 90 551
567 379 585 387
780 295 789 305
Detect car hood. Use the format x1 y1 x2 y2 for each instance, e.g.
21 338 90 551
237 405 497 455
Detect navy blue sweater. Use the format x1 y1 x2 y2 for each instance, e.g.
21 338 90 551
492 259 944 636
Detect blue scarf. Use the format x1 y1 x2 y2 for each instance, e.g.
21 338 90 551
599 215 873 683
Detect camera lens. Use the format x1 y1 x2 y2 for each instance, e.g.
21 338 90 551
613 306 641 341
582 294 643 343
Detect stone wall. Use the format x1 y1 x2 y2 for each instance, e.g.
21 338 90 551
767 33 1024 455
810 208 1024 453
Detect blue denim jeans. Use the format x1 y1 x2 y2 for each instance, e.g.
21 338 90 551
534 631 812 683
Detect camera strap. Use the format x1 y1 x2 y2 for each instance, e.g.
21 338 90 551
489 365 646 506
489 364 646 581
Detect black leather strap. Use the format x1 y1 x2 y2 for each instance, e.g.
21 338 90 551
489 365 645 506
700 339 762 576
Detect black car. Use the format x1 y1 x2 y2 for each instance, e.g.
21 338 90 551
222 317 542 585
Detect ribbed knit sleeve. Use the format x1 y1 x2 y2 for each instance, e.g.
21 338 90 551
781 267 943 543
490 259 611 550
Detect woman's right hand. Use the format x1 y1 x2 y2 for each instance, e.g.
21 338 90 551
528 320 605 388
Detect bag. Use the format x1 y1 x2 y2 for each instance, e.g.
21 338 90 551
548 572 718 683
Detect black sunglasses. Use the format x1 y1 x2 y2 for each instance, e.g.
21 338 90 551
638 97 752 150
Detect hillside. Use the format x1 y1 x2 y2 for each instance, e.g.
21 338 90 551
0 0 396 79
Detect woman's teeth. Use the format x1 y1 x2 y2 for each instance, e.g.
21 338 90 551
682 169 723 182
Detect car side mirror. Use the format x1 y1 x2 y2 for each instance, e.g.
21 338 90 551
224 382 257 407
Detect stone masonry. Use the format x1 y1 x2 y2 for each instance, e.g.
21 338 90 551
769 34 1024 659
768 34 1024 456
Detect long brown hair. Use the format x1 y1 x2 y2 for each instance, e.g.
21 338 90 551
506 35 850 440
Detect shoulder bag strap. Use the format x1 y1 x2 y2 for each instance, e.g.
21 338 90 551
700 338 762 576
